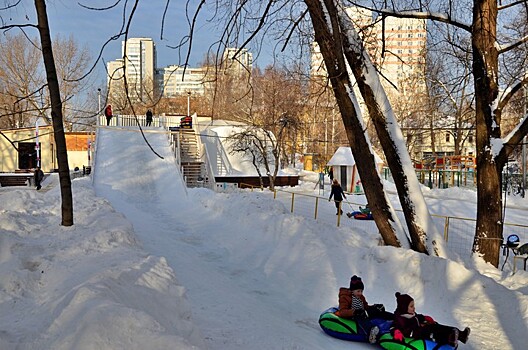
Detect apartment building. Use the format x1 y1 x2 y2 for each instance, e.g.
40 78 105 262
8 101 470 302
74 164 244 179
161 65 208 96
107 37 157 103
221 48 253 76
311 8 426 95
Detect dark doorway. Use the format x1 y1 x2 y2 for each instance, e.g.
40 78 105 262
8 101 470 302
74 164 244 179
340 166 347 189
18 142 40 170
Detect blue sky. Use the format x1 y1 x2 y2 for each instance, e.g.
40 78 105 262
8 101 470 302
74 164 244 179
3 1 299 90
4 1 253 85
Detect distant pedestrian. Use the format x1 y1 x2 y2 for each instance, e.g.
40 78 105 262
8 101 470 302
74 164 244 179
329 178 346 215
328 167 334 181
34 166 44 190
146 109 153 127
104 104 113 126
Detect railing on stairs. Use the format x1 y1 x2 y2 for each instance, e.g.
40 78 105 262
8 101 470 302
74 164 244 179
166 114 215 189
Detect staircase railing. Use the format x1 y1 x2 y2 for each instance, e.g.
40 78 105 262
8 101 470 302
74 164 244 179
167 128 188 195
186 123 210 189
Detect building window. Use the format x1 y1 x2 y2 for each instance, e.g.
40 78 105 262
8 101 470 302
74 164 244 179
468 135 473 143
446 133 450 142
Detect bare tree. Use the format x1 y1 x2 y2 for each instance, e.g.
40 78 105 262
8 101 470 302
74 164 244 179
228 126 283 190
35 0 73 226
0 33 44 128
353 0 528 266
0 32 93 129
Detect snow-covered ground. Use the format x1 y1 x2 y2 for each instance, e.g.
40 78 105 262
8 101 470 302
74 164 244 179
0 127 527 349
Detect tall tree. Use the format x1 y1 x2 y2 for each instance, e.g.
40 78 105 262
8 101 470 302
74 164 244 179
360 0 528 266
35 0 73 226
303 0 408 249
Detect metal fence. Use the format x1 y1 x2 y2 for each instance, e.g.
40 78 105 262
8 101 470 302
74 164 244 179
256 188 528 267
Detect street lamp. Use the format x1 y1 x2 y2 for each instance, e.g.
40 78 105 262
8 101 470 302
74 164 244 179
523 84 527 197
97 88 101 112
187 91 191 117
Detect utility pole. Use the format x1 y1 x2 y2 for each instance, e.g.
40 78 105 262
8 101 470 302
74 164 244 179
523 83 527 197
98 88 101 112
324 112 328 158
187 91 191 117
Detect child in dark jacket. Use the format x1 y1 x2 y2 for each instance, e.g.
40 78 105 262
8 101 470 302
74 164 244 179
392 292 470 347
335 275 393 343
329 179 346 215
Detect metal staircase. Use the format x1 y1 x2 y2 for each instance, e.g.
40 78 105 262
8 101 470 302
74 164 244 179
169 128 214 188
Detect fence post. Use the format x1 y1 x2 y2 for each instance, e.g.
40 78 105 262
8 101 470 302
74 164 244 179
274 189 277 199
290 193 295 213
428 170 433 189
444 216 450 242
337 201 342 227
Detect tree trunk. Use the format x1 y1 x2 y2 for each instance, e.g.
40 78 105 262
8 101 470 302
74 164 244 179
472 0 501 266
335 9 439 255
305 0 403 248
35 0 73 226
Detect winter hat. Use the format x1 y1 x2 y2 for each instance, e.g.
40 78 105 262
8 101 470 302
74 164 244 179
349 275 364 291
395 292 414 314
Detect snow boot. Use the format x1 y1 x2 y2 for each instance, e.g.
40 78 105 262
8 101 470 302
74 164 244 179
346 212 353 218
459 327 470 344
369 326 379 344
447 328 459 347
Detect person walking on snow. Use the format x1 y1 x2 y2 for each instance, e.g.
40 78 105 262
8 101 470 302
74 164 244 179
34 166 44 190
329 178 346 215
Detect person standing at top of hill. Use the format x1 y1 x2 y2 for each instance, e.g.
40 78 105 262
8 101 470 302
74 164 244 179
146 109 153 127
104 105 113 126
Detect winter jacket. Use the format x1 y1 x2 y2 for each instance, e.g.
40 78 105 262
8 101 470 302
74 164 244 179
34 169 44 184
393 312 428 338
104 105 113 118
329 184 346 202
334 287 368 319
393 312 456 344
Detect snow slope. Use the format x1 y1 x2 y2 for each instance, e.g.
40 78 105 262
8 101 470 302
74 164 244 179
0 127 527 349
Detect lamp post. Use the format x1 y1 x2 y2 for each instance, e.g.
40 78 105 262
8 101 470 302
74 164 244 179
187 91 191 117
98 88 101 110
523 83 527 197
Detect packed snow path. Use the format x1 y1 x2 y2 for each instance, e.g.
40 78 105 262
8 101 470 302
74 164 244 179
92 128 528 349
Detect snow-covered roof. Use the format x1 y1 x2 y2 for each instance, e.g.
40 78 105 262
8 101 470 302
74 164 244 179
327 146 383 166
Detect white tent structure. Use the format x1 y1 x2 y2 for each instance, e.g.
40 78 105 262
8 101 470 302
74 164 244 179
327 146 384 192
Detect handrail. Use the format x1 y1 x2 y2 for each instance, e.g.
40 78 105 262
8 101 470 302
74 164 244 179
167 127 188 196
200 141 217 190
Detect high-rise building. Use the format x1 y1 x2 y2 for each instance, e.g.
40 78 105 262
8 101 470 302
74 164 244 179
107 37 157 103
373 16 427 94
222 48 253 75
107 59 124 102
161 65 208 96
310 8 427 96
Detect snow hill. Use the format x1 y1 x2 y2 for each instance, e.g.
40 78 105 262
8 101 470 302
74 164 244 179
0 127 526 349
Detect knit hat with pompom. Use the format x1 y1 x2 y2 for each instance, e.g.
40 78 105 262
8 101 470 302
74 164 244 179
349 275 364 291
395 292 414 314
